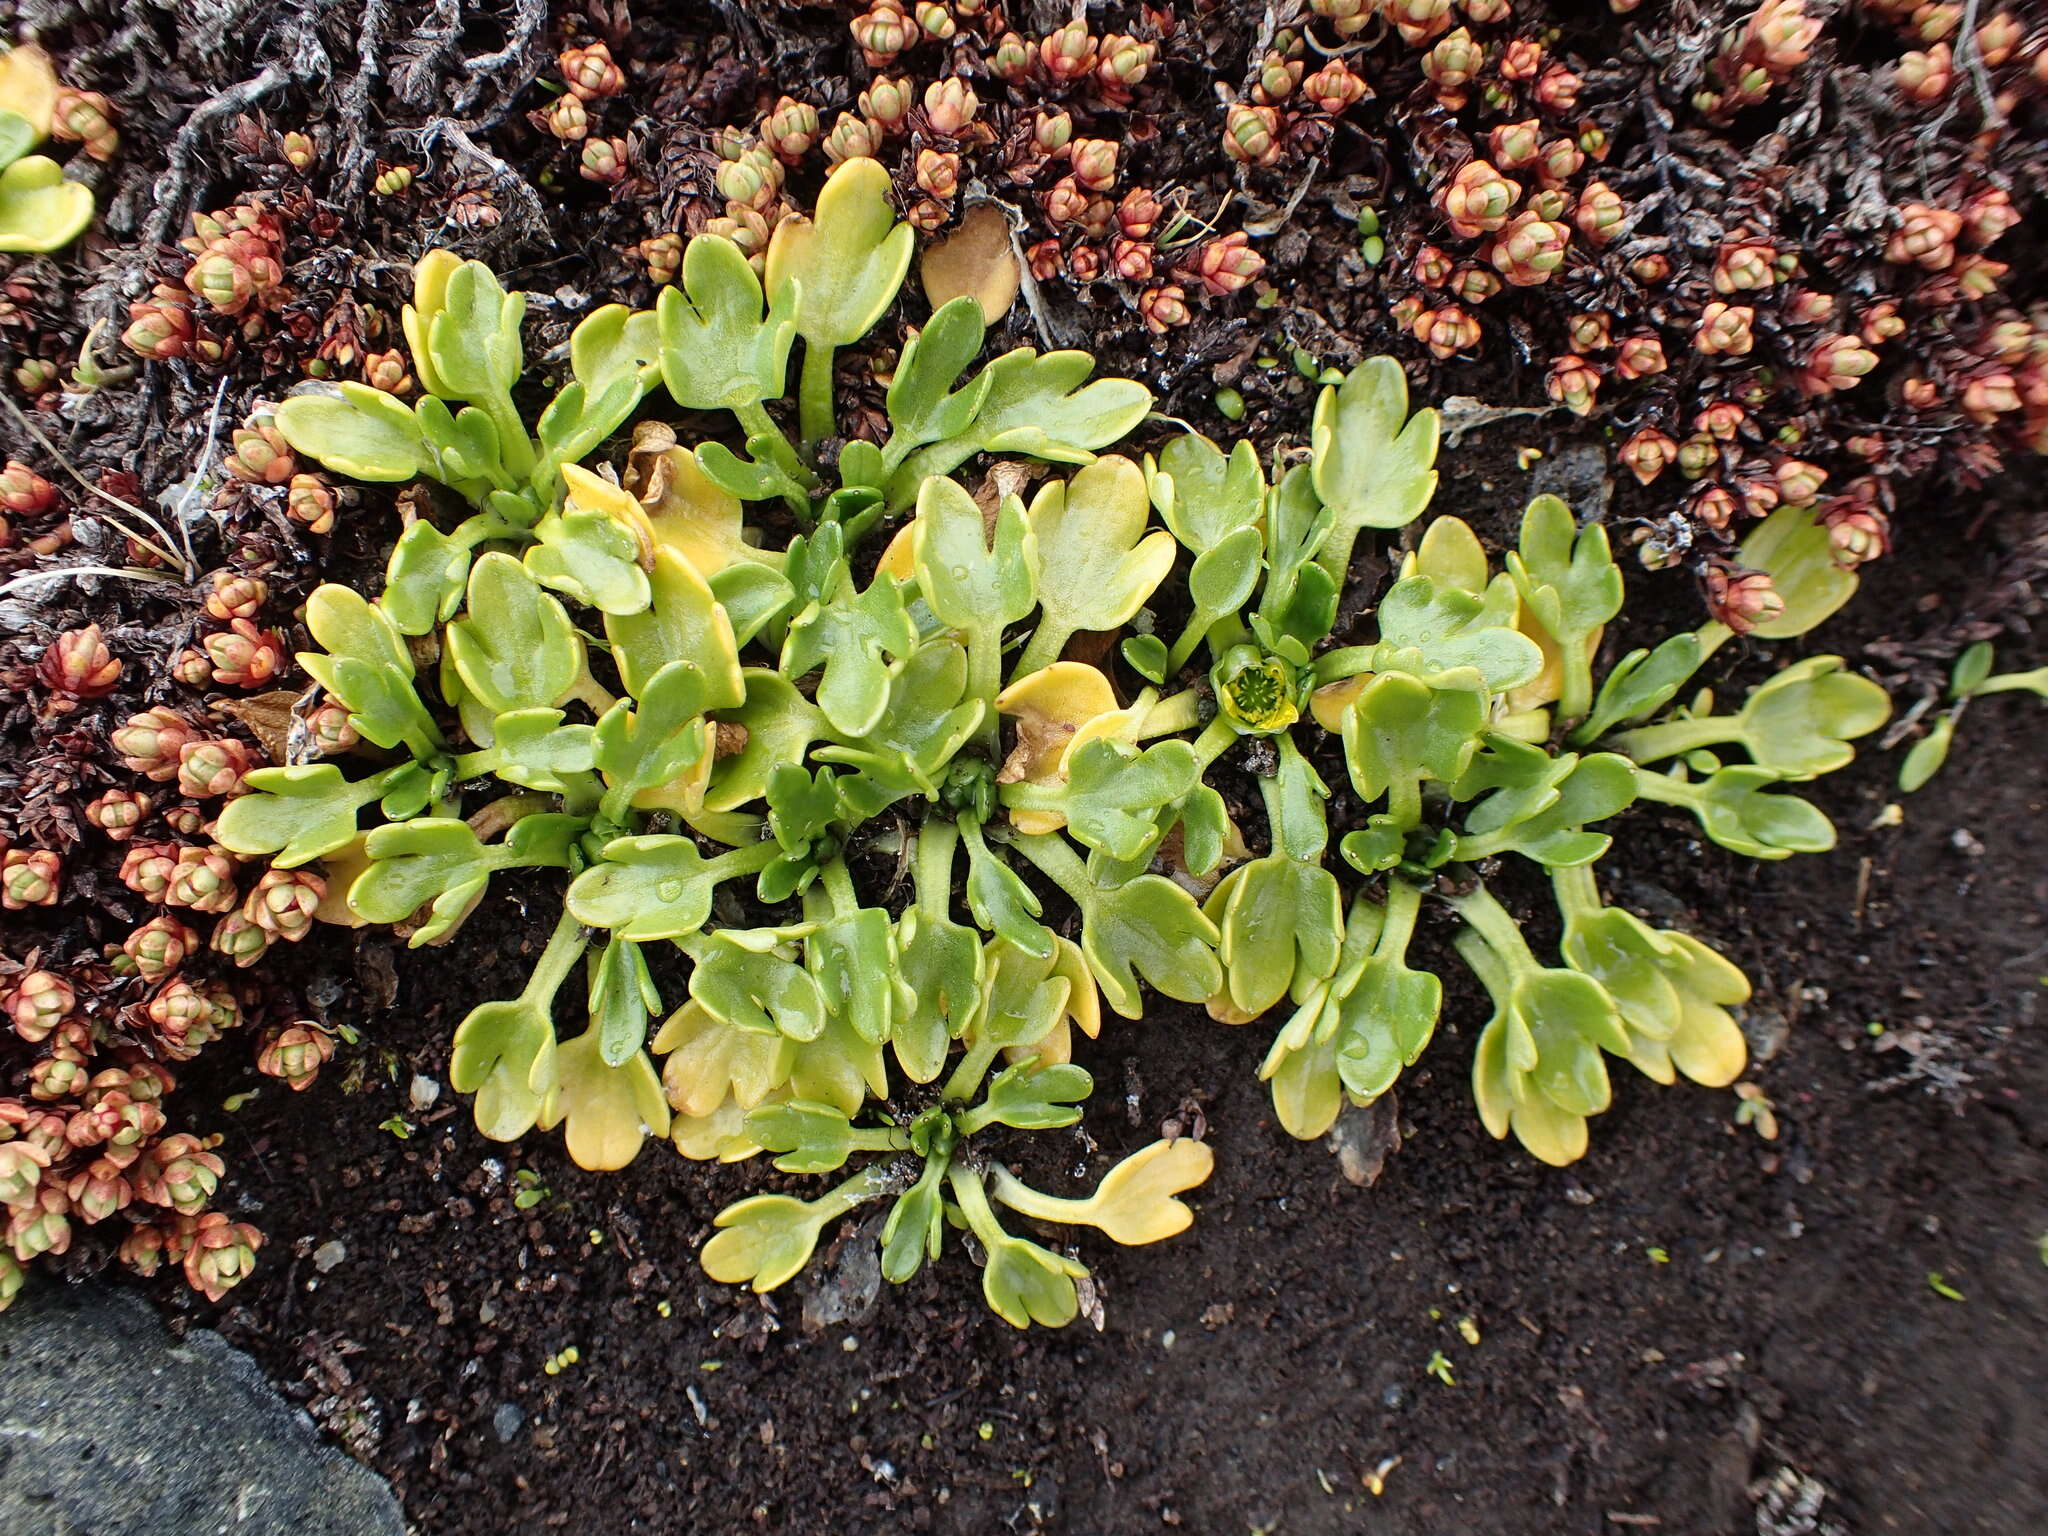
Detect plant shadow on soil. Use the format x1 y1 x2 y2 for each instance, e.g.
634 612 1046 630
161 438 2048 1536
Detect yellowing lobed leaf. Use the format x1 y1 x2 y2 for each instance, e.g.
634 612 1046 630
0 46 60 138
539 1028 671 1171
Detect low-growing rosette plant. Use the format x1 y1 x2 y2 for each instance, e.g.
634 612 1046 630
221 156 1887 1325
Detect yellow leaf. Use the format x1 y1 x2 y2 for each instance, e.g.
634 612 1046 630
540 1030 670 1170
655 1000 793 1118
994 661 1118 833
0 45 59 138
920 203 1020 321
1082 1138 1216 1245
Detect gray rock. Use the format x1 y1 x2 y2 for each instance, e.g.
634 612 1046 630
0 1281 404 1536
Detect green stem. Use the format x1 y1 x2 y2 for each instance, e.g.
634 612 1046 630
1312 646 1378 686
849 1127 915 1156
819 855 858 916
1557 647 1595 728
1012 621 1073 682
915 820 960 919
735 400 820 495
1453 927 1514 1005
451 510 528 548
1008 831 1092 906
1190 716 1238 772
984 1164 1087 1227
798 343 837 449
1262 733 1330 862
705 839 783 887
1386 773 1422 831
1164 606 1220 675
1206 612 1251 656
484 393 538 482
1974 667 2048 697
558 665 620 717
684 810 764 847
1445 882 1537 976
1606 715 1739 765
1549 862 1602 926
520 906 591 1008
1375 874 1425 959
941 1035 1003 1104
466 791 553 842
1629 770 1701 813
969 624 1004 755
816 1164 902 1222
945 1162 1009 1248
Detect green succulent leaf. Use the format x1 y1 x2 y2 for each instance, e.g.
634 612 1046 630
427 258 525 400
780 530 918 737
914 475 1039 634
1020 456 1176 671
1453 753 1638 867
380 520 475 636
806 902 898 1046
1150 432 1265 554
1076 862 1223 1019
743 1101 865 1174
1898 713 1956 794
1310 357 1441 576
884 295 993 467
451 916 586 1142
592 661 713 821
352 813 583 939
1211 854 1345 1017
657 233 799 414
1731 503 1859 641
702 1169 892 1292
972 1061 1092 1131
445 552 584 715
1507 495 1622 720
1004 736 1199 863
1634 764 1837 860
889 347 1153 503
1340 669 1489 827
1371 574 1543 693
978 1223 1086 1330
567 834 769 941
892 907 984 1082
690 937 829 1043
215 762 426 867
962 824 1056 960
524 505 653 616
274 384 427 483
590 933 662 1066
880 1163 948 1283
815 637 984 797
1610 656 1891 780
300 584 443 757
605 548 746 709
766 156 914 350
1571 632 1706 745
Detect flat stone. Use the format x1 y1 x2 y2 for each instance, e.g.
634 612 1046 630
0 1280 404 1536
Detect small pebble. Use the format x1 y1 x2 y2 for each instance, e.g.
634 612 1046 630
312 1240 346 1274
492 1403 523 1443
